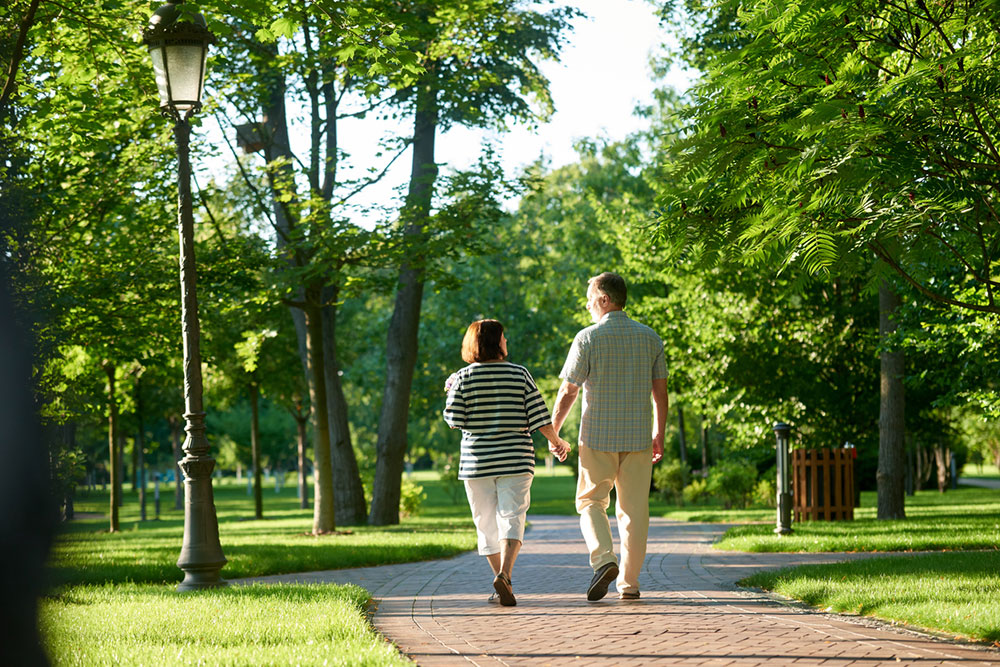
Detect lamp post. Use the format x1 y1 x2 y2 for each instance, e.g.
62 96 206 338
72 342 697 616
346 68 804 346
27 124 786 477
773 422 793 535
143 1 226 591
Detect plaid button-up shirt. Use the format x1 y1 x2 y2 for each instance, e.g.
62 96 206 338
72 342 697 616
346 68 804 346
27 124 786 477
559 310 668 452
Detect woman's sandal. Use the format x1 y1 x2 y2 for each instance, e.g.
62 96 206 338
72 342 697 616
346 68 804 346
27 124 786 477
492 572 516 606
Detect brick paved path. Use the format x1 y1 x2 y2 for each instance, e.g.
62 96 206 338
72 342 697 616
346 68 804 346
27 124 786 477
245 516 998 666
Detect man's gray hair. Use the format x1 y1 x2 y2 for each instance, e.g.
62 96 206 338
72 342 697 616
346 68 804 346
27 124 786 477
589 272 627 307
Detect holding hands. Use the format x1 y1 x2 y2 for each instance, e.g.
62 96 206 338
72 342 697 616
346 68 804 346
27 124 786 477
549 437 571 462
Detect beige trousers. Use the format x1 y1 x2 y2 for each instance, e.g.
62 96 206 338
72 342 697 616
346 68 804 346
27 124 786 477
576 445 653 595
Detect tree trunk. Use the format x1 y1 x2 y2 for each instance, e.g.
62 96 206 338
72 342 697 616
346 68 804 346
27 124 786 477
135 376 146 521
117 432 124 507
295 409 309 510
322 290 367 525
131 427 139 492
104 362 120 532
0 224 56 664
305 295 335 534
369 77 438 526
250 380 263 520
258 50 357 530
877 280 906 519
933 445 950 493
677 406 687 465
169 415 183 511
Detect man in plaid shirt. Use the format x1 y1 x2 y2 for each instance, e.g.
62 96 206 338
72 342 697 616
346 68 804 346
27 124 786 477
552 272 669 602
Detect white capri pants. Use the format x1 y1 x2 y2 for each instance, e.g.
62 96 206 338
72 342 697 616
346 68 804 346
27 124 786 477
464 473 532 555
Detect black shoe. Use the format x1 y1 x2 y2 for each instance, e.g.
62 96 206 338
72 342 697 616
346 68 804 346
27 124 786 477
587 562 619 601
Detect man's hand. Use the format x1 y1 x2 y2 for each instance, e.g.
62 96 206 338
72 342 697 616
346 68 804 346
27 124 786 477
549 437 571 462
651 433 664 464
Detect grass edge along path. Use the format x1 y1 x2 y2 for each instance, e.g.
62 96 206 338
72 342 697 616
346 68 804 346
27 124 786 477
41 583 411 666
740 551 1000 645
719 485 1000 645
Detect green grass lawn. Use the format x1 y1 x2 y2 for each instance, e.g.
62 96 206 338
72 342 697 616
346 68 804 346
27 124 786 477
742 551 1000 643
714 486 1000 552
41 583 408 666
962 462 1000 477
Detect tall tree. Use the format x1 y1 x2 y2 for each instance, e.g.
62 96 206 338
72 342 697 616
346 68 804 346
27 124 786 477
368 0 577 525
212 4 420 529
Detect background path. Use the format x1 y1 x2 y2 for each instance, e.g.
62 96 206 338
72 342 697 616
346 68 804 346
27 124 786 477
243 515 999 666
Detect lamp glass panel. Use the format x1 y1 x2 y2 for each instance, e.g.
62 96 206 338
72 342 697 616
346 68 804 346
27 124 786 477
149 47 171 108
164 44 207 109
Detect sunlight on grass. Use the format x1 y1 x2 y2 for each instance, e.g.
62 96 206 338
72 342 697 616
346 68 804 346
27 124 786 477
741 551 1000 643
41 583 409 666
714 487 1000 552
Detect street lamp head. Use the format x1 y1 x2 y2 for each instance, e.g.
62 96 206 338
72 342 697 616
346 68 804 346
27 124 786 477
142 1 216 122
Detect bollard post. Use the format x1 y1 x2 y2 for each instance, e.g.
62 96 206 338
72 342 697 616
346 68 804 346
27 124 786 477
773 422 793 535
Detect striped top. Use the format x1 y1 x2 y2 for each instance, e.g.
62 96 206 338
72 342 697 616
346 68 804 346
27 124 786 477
560 310 668 452
443 361 552 480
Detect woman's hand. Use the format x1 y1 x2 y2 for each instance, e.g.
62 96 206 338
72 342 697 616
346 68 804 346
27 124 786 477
548 437 571 462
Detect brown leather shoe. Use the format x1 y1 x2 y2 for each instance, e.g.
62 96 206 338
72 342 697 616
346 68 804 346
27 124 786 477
587 562 619 601
493 572 516 606
619 591 640 600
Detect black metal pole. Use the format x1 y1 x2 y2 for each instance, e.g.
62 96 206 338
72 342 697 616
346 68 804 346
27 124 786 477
174 118 227 590
773 422 793 535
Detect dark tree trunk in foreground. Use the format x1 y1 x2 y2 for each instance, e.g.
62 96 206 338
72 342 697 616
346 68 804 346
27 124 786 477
0 234 56 665
369 77 438 526
250 380 263 520
104 362 120 532
877 280 906 520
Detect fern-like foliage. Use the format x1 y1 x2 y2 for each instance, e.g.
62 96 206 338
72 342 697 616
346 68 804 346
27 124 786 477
655 0 1000 315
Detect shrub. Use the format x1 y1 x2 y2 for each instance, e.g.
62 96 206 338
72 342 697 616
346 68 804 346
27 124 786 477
754 477 777 508
653 459 690 504
399 478 426 518
682 478 709 505
707 460 758 509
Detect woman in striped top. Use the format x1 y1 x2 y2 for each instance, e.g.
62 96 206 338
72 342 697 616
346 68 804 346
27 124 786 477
443 319 569 606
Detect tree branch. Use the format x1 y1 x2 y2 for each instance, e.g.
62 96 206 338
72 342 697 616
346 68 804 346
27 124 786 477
868 240 1000 314
0 0 41 115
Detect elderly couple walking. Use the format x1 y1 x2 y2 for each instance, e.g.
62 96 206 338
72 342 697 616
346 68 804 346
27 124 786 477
443 272 669 607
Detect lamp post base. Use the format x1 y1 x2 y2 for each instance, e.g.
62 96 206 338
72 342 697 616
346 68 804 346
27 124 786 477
176 452 227 591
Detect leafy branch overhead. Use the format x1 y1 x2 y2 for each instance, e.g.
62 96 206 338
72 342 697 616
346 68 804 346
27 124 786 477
656 0 1000 314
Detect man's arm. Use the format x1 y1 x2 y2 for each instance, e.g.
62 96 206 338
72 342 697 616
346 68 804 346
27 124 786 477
552 380 580 435
651 378 669 463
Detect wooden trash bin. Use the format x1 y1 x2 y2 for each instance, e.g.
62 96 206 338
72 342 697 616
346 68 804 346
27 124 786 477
792 448 854 521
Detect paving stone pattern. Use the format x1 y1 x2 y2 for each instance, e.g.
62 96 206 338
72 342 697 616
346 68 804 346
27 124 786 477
244 515 999 666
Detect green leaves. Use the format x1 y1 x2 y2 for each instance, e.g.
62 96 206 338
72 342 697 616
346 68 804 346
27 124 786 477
655 0 1000 315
